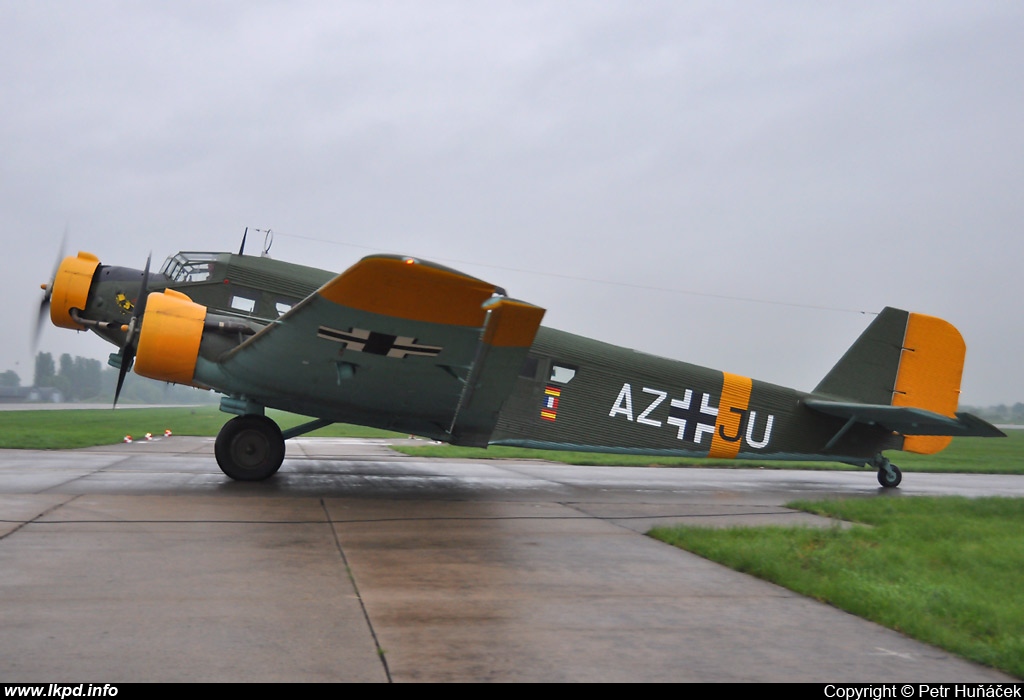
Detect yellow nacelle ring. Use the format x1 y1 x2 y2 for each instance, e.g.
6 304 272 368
135 289 207 386
50 252 101 330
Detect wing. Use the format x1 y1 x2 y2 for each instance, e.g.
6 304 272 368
205 255 546 445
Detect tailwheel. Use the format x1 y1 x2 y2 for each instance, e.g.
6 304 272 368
215 415 285 481
876 461 902 488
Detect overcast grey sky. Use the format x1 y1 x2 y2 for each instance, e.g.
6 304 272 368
3 1 1022 405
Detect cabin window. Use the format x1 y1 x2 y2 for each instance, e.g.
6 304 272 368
230 295 256 313
549 363 577 384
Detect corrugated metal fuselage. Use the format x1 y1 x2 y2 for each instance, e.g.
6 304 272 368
492 327 899 464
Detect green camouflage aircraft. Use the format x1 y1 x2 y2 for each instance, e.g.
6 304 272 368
38 242 1004 486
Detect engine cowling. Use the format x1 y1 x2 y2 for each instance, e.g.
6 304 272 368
135 288 207 386
49 252 101 330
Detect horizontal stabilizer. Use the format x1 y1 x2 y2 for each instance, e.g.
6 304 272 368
804 399 1005 438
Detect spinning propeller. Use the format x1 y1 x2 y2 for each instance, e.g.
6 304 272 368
33 230 67 353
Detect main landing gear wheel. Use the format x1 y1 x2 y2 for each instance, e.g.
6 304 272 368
215 415 285 481
877 462 902 488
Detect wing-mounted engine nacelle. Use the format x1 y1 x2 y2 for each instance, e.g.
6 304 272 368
48 252 101 330
134 289 208 386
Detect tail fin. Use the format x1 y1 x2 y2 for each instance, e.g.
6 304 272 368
814 308 909 406
813 307 969 454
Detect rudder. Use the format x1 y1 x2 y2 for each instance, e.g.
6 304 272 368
892 312 966 454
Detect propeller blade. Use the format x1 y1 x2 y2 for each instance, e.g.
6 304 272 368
136 252 152 317
113 346 133 408
32 297 48 354
32 227 69 354
53 225 68 282
112 253 152 408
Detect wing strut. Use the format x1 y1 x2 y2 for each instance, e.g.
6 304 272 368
447 310 495 437
821 415 858 453
443 297 546 447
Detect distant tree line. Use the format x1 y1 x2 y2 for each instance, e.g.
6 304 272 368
5 352 217 405
33 352 103 400
962 404 1024 425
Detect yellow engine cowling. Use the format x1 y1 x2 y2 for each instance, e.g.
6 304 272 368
135 289 207 386
49 252 101 330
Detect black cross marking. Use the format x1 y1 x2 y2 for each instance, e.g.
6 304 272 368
666 389 718 444
317 326 442 359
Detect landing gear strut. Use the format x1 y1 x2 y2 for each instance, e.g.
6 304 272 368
215 415 285 481
872 454 902 488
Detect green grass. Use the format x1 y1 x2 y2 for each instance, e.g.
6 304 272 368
887 432 1024 473
393 431 1024 475
0 406 402 449
649 497 1024 678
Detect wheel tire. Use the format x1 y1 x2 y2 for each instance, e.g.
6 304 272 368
877 463 902 488
215 415 285 481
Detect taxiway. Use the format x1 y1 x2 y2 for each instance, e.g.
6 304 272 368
0 437 1019 682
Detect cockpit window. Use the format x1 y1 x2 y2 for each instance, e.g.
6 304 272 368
160 253 218 283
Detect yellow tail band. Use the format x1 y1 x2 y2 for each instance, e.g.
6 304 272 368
893 313 965 454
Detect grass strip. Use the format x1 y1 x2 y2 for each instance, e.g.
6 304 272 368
649 496 1024 678
0 406 401 449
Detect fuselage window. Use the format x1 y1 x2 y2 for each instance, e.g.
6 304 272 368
230 295 256 313
550 363 577 384
275 302 293 316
